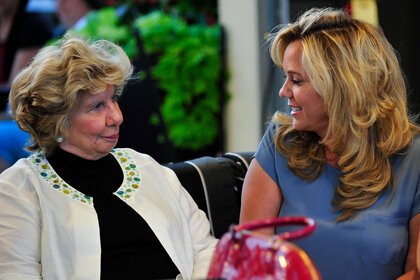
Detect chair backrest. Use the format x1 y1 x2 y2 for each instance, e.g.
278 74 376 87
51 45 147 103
166 152 253 238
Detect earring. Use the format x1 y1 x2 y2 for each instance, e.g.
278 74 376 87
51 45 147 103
57 137 63 143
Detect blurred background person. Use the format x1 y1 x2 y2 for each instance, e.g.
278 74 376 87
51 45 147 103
0 0 53 173
0 34 217 279
53 0 106 37
0 119 31 172
0 0 53 103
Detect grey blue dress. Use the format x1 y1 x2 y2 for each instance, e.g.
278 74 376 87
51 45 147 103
255 123 420 280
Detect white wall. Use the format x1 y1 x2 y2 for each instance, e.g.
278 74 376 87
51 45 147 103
219 0 262 153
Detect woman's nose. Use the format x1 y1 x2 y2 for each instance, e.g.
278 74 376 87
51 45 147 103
279 81 292 98
107 102 123 126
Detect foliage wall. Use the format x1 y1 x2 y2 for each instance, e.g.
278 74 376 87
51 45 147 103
73 0 226 152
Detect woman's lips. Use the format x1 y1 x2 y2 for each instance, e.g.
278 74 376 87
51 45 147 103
104 133 119 141
290 106 302 116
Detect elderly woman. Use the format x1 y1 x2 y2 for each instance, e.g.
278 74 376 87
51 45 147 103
0 34 217 279
240 8 420 280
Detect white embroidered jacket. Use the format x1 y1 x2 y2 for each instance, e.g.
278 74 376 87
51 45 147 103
0 148 217 279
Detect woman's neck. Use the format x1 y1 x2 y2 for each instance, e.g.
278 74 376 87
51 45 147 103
324 144 340 169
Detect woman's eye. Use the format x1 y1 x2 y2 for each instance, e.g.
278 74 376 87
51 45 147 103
92 103 104 110
285 74 302 85
292 79 302 85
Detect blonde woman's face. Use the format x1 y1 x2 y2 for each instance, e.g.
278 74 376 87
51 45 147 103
60 85 123 160
279 40 329 138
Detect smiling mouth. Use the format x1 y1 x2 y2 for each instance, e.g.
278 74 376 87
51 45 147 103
291 107 302 112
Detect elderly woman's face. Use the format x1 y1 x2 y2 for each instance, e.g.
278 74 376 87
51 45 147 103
60 85 123 160
279 40 329 138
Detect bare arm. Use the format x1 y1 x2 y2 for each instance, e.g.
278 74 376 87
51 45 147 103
418 229 420 274
239 158 283 236
397 213 420 280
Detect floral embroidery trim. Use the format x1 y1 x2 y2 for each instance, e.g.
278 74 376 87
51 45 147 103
111 149 141 201
30 148 141 204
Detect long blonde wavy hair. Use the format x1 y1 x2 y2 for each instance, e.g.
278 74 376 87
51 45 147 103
9 33 133 156
269 8 420 221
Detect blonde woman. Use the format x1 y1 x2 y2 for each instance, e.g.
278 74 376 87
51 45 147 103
240 8 420 280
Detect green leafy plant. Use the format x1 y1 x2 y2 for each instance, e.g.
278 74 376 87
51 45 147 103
134 11 223 150
59 5 225 151
79 7 138 58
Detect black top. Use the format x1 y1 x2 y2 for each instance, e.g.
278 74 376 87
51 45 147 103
47 148 179 279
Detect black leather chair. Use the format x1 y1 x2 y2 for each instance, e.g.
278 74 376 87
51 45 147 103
166 152 253 238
